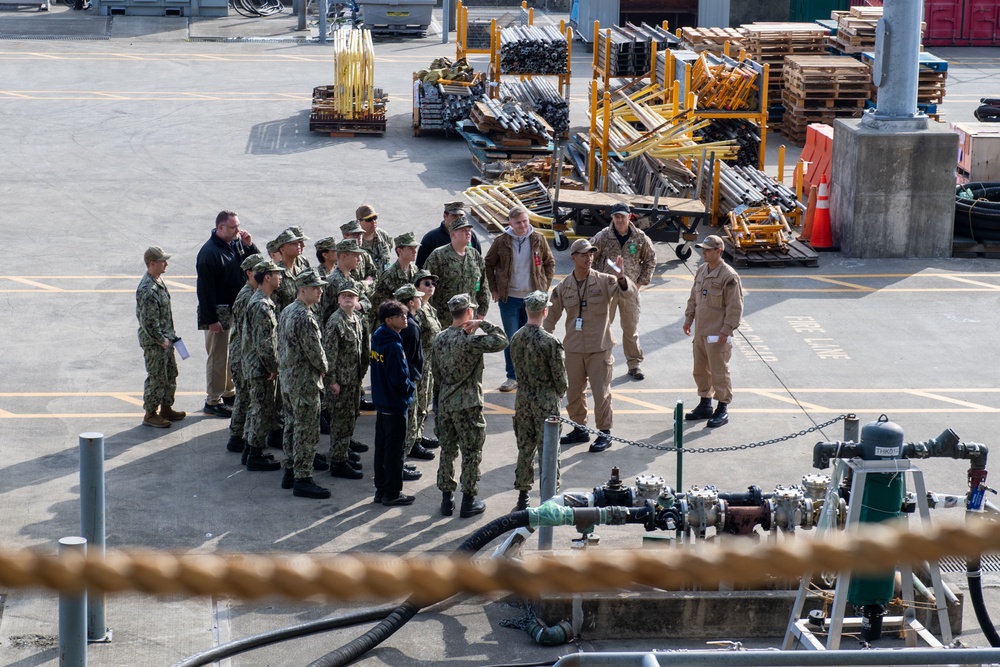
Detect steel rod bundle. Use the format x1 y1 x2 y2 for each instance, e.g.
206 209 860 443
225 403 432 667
703 160 804 217
499 78 568 135
695 118 761 167
499 25 568 74
472 97 553 144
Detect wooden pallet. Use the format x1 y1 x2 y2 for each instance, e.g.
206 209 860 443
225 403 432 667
309 116 387 135
680 26 745 52
724 237 820 268
953 237 1000 258
781 92 867 110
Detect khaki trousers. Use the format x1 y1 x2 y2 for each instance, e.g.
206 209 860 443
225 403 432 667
565 349 614 431
204 329 235 405
692 335 733 404
611 294 643 370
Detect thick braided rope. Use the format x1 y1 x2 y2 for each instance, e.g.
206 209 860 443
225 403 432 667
3 518 997 602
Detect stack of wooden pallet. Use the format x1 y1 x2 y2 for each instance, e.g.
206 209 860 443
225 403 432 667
680 26 745 54
830 6 925 54
863 51 948 121
742 23 831 109
780 55 869 143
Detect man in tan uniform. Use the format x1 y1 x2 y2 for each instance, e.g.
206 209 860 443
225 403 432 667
683 235 744 428
544 239 637 453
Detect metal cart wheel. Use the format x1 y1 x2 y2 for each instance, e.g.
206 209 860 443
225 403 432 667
675 243 692 261
553 231 569 252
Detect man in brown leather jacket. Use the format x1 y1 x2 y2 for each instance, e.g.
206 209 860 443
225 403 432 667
484 206 555 392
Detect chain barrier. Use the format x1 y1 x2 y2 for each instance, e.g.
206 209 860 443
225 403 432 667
558 414 853 454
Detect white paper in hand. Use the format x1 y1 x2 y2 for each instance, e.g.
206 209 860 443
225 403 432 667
174 338 190 360
605 258 621 274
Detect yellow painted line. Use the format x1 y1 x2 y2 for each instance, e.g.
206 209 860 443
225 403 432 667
162 279 197 292
0 408 15 417
745 390 825 411
808 276 875 291
611 394 673 412
0 391 203 397
936 275 1000 290
902 390 997 411
483 401 515 415
4 277 63 291
109 393 146 407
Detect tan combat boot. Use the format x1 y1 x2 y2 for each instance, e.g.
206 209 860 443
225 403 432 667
159 404 186 421
143 409 171 428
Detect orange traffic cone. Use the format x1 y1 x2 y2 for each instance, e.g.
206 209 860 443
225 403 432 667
799 185 818 243
809 174 834 250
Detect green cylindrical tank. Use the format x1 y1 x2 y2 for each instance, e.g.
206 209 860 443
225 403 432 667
847 470 905 606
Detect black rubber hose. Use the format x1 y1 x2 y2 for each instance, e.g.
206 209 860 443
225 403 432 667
967 556 1000 647
305 511 532 667
171 604 399 667
955 183 1000 242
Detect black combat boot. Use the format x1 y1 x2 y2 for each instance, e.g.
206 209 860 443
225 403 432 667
313 453 329 471
281 466 295 489
293 477 331 499
247 450 281 472
330 460 363 479
226 434 245 453
441 491 455 516
349 440 369 453
685 397 714 421
420 437 440 449
707 403 729 428
560 426 589 445
460 494 486 518
514 490 530 512
243 443 274 466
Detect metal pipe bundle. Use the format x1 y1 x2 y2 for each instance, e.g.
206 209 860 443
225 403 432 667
703 161 806 216
480 97 553 143
695 118 761 167
500 25 568 74
500 78 569 135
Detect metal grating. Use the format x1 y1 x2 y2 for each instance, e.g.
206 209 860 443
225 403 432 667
939 553 1000 573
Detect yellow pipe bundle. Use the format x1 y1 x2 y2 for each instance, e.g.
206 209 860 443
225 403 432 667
330 27 377 119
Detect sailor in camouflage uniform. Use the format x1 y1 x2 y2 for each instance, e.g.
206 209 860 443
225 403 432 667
136 246 185 429
340 220 378 287
356 203 395 277
320 239 373 326
240 260 284 472
277 269 330 499
407 270 442 455
272 227 310 314
509 291 568 510
432 293 508 518
314 236 338 281
423 216 490 327
370 231 421 327
322 283 369 480
226 253 265 457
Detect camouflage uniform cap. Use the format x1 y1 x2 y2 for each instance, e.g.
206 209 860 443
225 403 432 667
266 239 281 254
412 269 439 286
143 246 171 264
448 215 473 232
394 231 420 247
255 260 284 274
447 293 473 312
393 284 424 301
524 290 552 312
340 220 364 236
314 236 338 251
335 239 365 254
240 253 265 272
295 268 325 288
273 229 298 248
336 281 360 297
285 226 309 242
444 201 465 214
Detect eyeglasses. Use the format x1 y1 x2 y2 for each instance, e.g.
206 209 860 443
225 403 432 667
363 215 378 222
221 223 240 230
421 280 436 287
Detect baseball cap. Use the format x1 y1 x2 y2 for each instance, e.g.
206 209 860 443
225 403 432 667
295 268 325 288
570 239 597 255
356 204 377 221
340 220 364 236
447 293 473 311
524 290 552 311
335 239 365 254
610 202 630 216
444 201 465 214
696 235 725 250
394 284 425 301
448 216 473 232
143 246 171 264
240 253 265 271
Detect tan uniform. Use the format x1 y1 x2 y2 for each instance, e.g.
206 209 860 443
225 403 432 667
591 222 656 371
543 270 637 430
684 260 743 404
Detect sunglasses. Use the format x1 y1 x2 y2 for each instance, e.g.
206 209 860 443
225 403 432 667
363 215 378 222
421 280 436 287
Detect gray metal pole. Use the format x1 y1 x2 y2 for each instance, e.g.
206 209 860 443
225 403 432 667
843 415 859 443
440 0 450 45
58 536 88 667
296 0 306 31
318 0 328 43
863 0 926 129
538 416 560 550
79 433 108 643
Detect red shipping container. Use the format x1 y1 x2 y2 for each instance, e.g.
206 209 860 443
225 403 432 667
965 0 1000 44
924 0 966 45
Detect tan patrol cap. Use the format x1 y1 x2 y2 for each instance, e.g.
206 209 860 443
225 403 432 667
143 246 171 264
696 235 725 250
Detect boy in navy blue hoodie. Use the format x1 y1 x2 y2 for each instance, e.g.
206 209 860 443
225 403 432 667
370 300 417 506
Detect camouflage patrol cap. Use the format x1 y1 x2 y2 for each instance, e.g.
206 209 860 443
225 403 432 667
143 246 171 264
337 282 360 297
394 231 420 247
240 253 265 272
314 236 338 252
524 290 552 312
273 229 298 248
266 239 281 254
393 284 425 301
340 220 364 236
286 226 309 242
255 260 284 275
448 215 473 232
412 269 438 286
335 239 365 254
295 268 325 288
447 293 473 312
444 201 465 214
